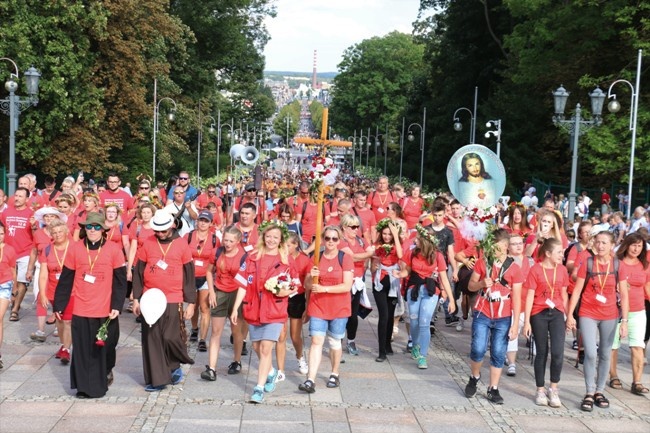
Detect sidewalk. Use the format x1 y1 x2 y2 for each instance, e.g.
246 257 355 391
1 298 648 433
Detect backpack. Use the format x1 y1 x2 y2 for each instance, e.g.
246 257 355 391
562 242 584 266
187 230 217 249
214 246 248 268
310 250 346 268
301 200 325 221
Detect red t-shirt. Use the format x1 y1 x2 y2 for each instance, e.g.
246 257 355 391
196 193 223 210
214 247 247 293
138 237 193 303
307 251 354 320
300 202 329 243
351 207 376 240
576 258 619 321
32 229 52 257
375 243 400 280
0 244 17 283
340 237 367 278
39 241 73 301
128 222 155 262
105 223 126 253
619 260 650 312
369 190 397 223
65 213 78 236
291 252 311 294
67 240 125 318
472 258 524 319
236 223 259 253
185 231 219 278
100 189 133 213
525 263 570 316
1 206 34 257
401 197 423 229
403 249 447 279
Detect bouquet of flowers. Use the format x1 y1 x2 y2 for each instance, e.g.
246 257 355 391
309 155 339 186
459 206 498 242
379 243 393 254
421 192 438 212
477 222 499 274
264 272 298 295
95 318 111 347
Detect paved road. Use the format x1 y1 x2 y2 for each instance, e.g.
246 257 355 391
1 293 648 433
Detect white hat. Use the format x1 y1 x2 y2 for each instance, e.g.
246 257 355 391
151 209 174 232
34 206 68 224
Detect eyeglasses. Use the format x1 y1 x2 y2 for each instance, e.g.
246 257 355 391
207 190 216 194
139 186 150 190
347 225 360 230
85 224 102 231
174 191 185 195
280 214 291 218
179 177 189 180
324 236 339 242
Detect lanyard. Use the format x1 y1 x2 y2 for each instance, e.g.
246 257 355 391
195 233 208 256
54 241 70 270
85 242 102 274
542 264 557 299
157 238 173 261
595 259 611 295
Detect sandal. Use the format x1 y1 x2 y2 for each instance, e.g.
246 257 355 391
9 311 19 322
608 377 623 389
593 392 610 409
326 374 340 388
580 394 594 412
631 382 649 395
298 379 316 394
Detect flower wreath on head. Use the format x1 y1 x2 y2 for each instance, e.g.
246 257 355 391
415 224 439 248
257 219 290 242
375 217 402 236
508 201 524 209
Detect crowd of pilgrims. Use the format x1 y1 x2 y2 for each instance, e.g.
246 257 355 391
0 170 647 409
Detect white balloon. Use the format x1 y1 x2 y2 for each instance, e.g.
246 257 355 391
139 288 167 326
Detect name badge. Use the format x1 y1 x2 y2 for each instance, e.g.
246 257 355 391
377 207 385 213
55 273 61 280
545 298 556 309
489 290 501 301
595 294 607 304
156 259 168 270
195 259 204 267
244 245 254 252
83 274 96 284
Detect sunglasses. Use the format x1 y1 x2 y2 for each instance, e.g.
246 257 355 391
207 190 216 194
85 224 102 231
179 177 189 180
242 231 250 244
174 191 185 195
246 189 257 192
347 225 360 230
324 236 339 242
139 186 150 190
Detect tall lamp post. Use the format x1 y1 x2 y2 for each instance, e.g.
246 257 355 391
217 111 234 178
152 79 177 180
452 107 475 144
367 134 378 168
552 84 605 220
407 107 427 187
0 58 41 195
484 119 502 158
284 116 292 148
196 105 216 185
607 49 642 220
347 131 357 170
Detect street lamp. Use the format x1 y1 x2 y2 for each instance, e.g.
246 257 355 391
196 104 216 185
484 119 502 158
407 107 427 187
0 58 41 195
347 131 357 170
152 79 177 181
366 134 379 168
452 107 475 144
284 116 292 148
217 111 234 178
552 84 605 221
606 49 642 220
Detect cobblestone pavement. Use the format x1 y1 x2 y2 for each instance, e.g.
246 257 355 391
1 297 648 433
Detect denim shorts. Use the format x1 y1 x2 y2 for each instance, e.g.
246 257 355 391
470 311 511 368
0 280 13 301
309 317 348 339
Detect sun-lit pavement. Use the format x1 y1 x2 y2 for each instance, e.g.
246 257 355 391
1 294 648 433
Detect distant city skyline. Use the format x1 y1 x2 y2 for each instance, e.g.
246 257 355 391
263 0 422 72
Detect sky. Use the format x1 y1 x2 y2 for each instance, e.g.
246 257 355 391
263 0 422 72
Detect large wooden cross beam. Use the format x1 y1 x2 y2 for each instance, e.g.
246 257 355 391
292 107 351 281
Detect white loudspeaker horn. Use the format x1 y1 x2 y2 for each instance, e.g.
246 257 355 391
230 144 246 160
241 146 259 165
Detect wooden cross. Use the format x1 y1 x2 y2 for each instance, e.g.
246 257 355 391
293 107 351 282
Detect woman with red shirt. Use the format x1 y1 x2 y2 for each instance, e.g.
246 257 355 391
38 220 74 363
523 238 570 407
396 225 455 369
567 231 629 411
126 203 157 282
339 214 375 356
55 193 79 235
525 209 562 261
103 203 130 257
299 225 354 393
53 212 128 398
609 233 650 395
231 221 298 404
503 203 530 237
186 211 219 352
371 219 403 362
401 185 424 230
201 226 247 381
0 223 17 369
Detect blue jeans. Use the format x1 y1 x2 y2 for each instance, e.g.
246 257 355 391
407 286 439 356
470 311 510 368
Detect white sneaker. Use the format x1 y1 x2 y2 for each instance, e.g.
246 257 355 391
535 390 548 406
547 387 561 408
456 318 464 332
276 370 285 382
507 363 516 377
297 357 308 375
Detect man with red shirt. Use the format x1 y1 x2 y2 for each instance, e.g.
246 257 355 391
231 183 267 225
100 173 133 213
351 190 376 245
235 203 259 254
40 176 61 207
132 209 196 392
369 176 397 223
2 187 35 321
